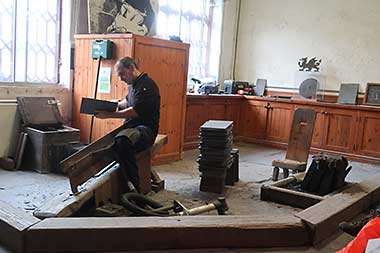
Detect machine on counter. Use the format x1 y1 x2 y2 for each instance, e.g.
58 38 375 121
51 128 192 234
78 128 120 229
224 79 267 95
191 77 219 95
224 80 250 95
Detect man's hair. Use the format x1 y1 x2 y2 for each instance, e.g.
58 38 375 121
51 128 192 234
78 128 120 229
116 57 139 70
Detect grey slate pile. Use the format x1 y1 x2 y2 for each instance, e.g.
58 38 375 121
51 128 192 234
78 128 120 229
198 120 234 194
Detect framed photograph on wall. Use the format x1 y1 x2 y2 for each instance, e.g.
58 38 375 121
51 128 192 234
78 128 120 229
88 0 158 35
364 83 380 106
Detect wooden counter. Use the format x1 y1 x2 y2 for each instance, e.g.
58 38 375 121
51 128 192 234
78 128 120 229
185 94 380 163
185 95 244 150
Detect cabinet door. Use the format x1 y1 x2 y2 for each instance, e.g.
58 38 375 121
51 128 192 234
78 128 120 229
355 111 380 157
240 100 268 139
225 100 241 135
207 103 227 120
134 37 189 161
185 102 209 144
294 105 325 148
322 108 358 153
266 102 294 143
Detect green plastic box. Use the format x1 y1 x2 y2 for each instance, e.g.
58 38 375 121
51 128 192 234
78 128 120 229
91 39 113 59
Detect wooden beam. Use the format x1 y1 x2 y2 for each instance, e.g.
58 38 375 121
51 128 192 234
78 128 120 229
60 124 126 173
34 164 121 219
295 177 380 244
0 201 39 253
67 134 168 193
25 215 309 252
261 185 324 209
260 172 323 209
150 134 168 156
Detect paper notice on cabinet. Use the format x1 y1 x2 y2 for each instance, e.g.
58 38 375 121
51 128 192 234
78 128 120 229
98 67 111 94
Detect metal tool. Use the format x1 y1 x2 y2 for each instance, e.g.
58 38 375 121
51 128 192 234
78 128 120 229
121 192 229 216
174 197 229 216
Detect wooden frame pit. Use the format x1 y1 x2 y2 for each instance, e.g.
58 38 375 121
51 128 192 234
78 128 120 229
2 175 380 252
260 172 324 209
261 173 380 244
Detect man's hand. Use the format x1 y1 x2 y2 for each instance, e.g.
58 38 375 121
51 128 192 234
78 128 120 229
94 107 138 119
94 111 115 119
110 99 127 110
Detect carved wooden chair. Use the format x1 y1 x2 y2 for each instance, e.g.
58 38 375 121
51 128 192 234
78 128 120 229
272 108 316 181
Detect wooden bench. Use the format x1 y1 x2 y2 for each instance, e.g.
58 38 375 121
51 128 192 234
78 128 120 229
33 133 167 219
61 125 167 194
135 134 168 193
67 134 168 194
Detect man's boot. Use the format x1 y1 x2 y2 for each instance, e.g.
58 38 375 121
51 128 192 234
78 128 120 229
339 209 380 236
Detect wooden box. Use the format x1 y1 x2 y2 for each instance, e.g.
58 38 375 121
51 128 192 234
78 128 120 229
17 97 80 173
24 126 80 173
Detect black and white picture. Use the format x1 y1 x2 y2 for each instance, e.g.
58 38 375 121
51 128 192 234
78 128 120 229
88 0 158 35
298 57 322 72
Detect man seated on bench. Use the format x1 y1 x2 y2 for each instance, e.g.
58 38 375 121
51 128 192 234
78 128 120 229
95 57 160 192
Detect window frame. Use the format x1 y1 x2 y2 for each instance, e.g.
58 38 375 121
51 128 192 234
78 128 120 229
157 0 218 80
0 0 62 85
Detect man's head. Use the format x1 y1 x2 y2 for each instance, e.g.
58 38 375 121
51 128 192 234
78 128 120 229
115 57 141 84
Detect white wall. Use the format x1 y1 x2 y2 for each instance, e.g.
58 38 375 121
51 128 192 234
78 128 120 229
218 0 240 84
226 0 380 92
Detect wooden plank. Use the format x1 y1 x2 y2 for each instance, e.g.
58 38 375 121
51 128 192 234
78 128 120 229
60 124 126 173
0 201 40 253
25 215 309 252
261 185 323 209
150 134 168 156
260 172 321 208
136 148 152 194
285 108 316 163
68 153 115 193
68 134 167 194
269 172 305 187
34 164 121 219
295 177 380 244
94 167 124 207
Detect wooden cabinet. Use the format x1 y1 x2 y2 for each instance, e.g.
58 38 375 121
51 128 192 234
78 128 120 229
265 102 294 143
284 105 357 153
73 34 189 163
184 96 243 149
185 95 380 163
240 100 268 139
293 105 358 152
355 111 380 157
240 100 293 143
224 100 242 136
322 108 358 153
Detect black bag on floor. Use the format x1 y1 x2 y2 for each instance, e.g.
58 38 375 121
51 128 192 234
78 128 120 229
301 154 351 196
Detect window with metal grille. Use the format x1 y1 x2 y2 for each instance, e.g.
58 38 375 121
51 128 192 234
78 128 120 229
0 0 61 83
157 0 222 82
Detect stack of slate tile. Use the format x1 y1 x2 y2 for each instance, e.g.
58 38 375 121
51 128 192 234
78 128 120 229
198 120 233 194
